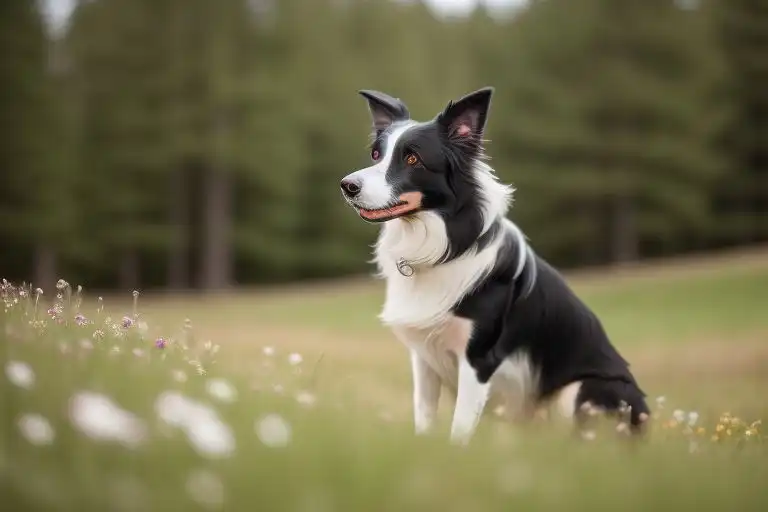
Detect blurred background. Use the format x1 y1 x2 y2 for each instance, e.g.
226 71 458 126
2 3 768 508
1 0 766 292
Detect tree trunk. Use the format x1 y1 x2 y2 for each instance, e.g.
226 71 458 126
198 1 234 291
749 110 768 242
199 165 232 291
33 245 57 294
167 167 190 290
608 194 638 264
118 249 140 292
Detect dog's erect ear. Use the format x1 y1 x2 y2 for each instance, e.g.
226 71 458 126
438 87 493 144
358 90 411 133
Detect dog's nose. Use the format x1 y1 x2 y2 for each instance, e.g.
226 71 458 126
340 177 362 198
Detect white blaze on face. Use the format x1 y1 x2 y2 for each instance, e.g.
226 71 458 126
343 121 416 210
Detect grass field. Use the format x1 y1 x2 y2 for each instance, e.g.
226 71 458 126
3 248 768 511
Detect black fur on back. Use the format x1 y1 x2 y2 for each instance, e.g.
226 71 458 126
453 227 650 432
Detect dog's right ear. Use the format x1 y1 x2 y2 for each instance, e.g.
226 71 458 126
358 90 410 134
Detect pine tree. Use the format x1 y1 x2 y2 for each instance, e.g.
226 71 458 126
65 0 185 289
0 0 74 289
713 0 768 244
487 0 725 265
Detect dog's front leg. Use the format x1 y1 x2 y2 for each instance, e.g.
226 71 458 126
450 356 491 445
410 350 441 435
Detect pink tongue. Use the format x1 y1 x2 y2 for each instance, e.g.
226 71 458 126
362 209 391 219
362 204 408 219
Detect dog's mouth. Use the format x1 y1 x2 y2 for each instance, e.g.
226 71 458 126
355 192 423 222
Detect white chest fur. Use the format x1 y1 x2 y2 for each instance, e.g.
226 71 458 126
392 315 536 418
373 200 537 438
391 317 468 391
376 214 504 329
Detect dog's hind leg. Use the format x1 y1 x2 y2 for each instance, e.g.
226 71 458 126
572 377 651 438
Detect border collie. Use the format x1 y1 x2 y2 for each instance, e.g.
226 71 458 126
340 87 650 445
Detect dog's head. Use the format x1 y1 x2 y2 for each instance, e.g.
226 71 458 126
340 87 495 223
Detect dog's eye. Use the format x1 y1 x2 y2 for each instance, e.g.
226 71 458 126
405 153 419 166
371 149 380 161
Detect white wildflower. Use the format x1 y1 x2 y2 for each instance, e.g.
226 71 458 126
655 396 666 408
172 370 188 383
69 392 147 448
295 391 316 408
132 348 145 358
186 414 235 459
154 391 235 458
581 430 597 441
155 391 195 428
262 346 275 356
17 414 55 446
288 352 303 366
255 413 292 448
5 361 35 389
673 409 685 423
206 379 238 403
687 411 699 426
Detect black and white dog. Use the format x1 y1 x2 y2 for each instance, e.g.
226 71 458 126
340 87 649 445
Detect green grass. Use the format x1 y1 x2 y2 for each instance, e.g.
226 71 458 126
584 265 768 344
110 254 768 344
2 255 768 511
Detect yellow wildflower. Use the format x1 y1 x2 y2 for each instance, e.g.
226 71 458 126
716 424 725 433
696 427 706 436
726 429 732 436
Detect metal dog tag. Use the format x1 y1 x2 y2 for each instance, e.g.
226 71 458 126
396 258 414 277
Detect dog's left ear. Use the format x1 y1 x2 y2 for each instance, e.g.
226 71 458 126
358 90 411 134
438 87 493 145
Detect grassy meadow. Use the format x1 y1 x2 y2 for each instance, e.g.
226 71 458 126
3 248 768 511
